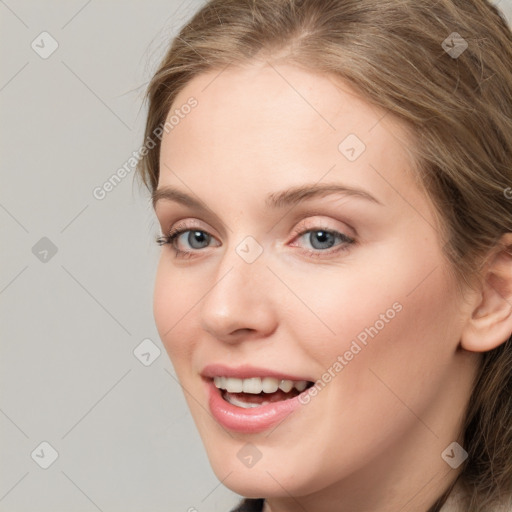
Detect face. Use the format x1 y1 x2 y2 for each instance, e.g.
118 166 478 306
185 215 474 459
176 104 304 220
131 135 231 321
153 62 473 501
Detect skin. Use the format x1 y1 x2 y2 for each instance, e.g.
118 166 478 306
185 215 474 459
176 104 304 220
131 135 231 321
152 61 510 512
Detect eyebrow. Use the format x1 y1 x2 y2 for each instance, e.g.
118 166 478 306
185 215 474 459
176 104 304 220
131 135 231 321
152 182 382 212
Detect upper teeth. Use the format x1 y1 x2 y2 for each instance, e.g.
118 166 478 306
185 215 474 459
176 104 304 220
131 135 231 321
213 376 309 394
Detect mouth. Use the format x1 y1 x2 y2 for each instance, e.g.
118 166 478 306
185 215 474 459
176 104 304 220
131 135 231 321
211 376 315 409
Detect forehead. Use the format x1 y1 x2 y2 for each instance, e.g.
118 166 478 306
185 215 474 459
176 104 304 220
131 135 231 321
157 61 426 216
166 61 386 145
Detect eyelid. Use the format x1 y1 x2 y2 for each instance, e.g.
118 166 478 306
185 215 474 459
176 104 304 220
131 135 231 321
290 217 354 239
164 216 355 254
165 218 216 238
166 215 352 238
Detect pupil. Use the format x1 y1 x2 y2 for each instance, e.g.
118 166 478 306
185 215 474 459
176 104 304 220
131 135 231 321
312 230 334 249
189 231 209 249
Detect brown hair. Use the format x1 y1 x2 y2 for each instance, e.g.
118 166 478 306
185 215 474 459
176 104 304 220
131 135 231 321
136 1 512 510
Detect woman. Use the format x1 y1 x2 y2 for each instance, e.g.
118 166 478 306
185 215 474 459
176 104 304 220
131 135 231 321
136 1 512 510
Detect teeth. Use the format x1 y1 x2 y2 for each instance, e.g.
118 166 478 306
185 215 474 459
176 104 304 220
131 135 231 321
278 379 293 392
262 377 279 393
224 394 271 408
226 377 244 393
294 380 308 392
242 377 261 394
213 376 309 394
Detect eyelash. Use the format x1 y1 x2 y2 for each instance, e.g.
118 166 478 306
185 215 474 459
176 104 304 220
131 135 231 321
155 220 356 260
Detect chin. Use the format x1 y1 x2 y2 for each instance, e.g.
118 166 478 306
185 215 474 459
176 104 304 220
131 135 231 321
205 445 325 499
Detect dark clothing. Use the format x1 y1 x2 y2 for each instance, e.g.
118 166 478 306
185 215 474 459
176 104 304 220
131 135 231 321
230 498 265 511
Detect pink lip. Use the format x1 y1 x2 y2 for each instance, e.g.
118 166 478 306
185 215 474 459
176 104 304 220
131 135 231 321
205 378 305 433
200 363 312 381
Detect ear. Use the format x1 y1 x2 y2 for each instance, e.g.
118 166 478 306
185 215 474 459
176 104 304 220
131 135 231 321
461 233 512 352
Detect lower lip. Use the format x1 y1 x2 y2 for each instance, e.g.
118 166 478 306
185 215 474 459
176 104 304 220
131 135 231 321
205 379 305 434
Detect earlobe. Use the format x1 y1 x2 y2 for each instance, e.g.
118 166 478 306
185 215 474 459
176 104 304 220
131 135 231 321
460 233 512 353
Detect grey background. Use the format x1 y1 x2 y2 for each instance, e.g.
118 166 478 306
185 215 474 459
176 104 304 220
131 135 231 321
1 1 511 511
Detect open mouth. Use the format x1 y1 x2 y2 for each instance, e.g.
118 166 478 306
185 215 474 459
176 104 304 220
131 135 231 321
213 376 315 409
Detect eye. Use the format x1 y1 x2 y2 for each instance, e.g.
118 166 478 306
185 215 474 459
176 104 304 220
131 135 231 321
155 220 356 259
291 224 355 258
156 223 218 258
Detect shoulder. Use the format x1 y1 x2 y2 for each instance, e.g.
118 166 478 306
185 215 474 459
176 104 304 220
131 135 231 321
229 498 265 512
439 480 512 512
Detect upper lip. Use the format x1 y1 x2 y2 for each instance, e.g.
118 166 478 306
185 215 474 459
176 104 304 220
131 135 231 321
201 363 314 382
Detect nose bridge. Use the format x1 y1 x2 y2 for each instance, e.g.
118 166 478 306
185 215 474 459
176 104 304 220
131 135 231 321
199 234 275 338
213 232 267 295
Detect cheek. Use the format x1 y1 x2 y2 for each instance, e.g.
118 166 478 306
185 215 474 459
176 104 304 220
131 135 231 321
289 242 459 402
318 239 454 348
317 263 458 422
153 258 195 364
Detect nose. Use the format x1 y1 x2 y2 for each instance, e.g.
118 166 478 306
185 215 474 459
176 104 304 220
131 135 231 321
199 246 278 344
